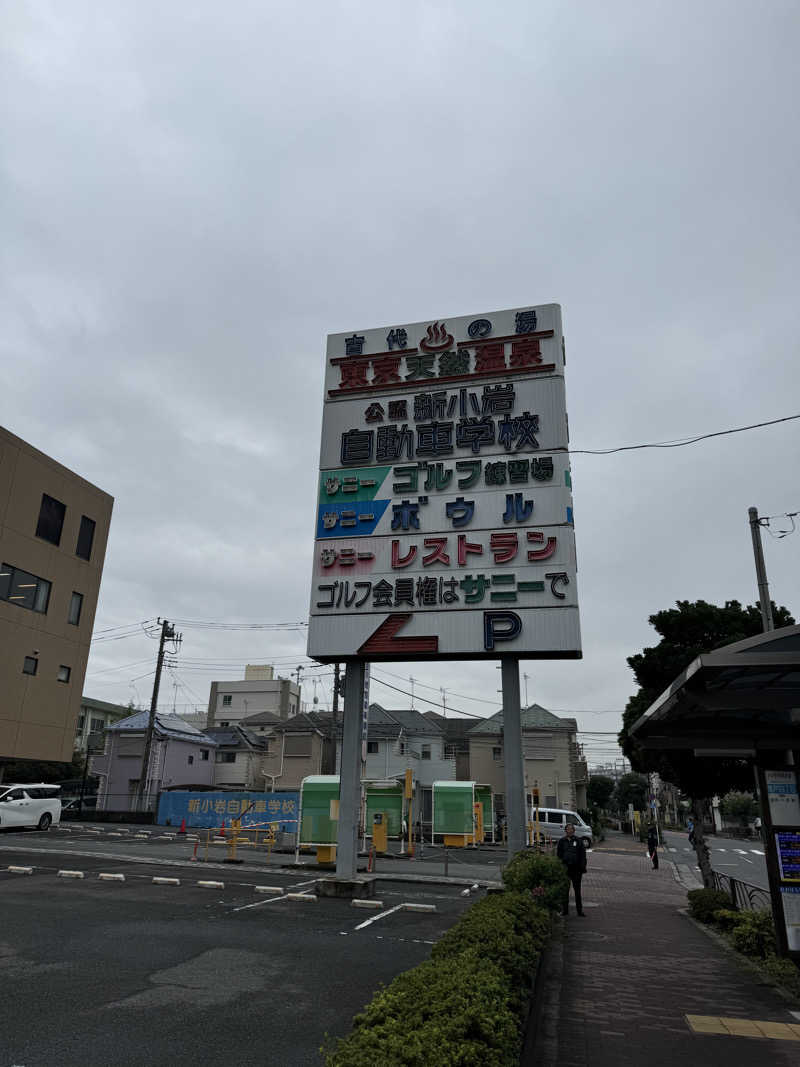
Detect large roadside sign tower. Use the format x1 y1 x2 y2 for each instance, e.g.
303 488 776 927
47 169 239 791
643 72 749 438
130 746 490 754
308 303 581 877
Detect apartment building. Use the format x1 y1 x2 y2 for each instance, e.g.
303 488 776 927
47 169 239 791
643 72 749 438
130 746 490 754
206 665 301 727
0 427 113 762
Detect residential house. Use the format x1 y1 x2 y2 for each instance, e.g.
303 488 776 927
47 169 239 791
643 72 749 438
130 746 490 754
422 712 473 780
468 704 587 815
0 426 113 762
262 711 333 791
74 696 129 755
204 724 269 791
338 705 455 827
90 711 217 812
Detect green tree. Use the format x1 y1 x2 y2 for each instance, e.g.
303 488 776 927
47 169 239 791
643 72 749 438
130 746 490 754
719 791 758 829
587 775 615 809
614 772 648 812
619 598 794 885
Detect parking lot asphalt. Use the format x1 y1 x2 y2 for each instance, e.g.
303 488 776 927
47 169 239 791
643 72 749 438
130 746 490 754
0 827 480 1067
0 822 506 886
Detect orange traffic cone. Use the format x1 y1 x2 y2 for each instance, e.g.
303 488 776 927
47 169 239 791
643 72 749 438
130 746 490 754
177 817 187 835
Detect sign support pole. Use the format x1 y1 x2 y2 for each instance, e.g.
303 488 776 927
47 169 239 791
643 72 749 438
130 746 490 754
501 656 526 855
336 660 366 879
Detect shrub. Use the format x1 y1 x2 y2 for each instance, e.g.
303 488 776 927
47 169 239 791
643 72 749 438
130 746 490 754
325 950 520 1066
687 888 732 924
763 956 800 998
502 852 569 913
728 910 776 958
325 890 552 1066
712 908 741 932
433 892 551 1011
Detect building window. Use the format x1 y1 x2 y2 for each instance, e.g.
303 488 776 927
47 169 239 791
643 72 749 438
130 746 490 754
398 741 407 755
76 515 96 561
36 493 66 546
222 695 232 707
1 563 51 614
492 746 503 761
90 717 104 733
421 744 431 760
216 752 236 764
76 714 86 731
188 754 194 765
200 750 209 761
57 665 71 683
23 656 38 676
444 744 457 760
68 591 83 625
366 740 379 754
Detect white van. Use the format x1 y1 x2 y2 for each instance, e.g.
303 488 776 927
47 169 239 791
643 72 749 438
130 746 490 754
532 807 592 847
0 784 61 830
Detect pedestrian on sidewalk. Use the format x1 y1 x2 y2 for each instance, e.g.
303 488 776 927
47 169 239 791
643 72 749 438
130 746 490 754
556 822 587 916
647 824 659 869
687 816 695 846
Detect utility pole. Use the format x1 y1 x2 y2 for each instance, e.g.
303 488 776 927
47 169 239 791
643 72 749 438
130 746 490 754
748 506 774 632
137 619 177 812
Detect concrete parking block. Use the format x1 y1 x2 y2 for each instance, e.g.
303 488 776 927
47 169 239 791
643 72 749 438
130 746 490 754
254 886 284 895
98 873 126 882
58 870 84 879
286 892 317 902
352 898 385 909
7 865 34 874
401 903 436 913
152 877 180 886
197 880 225 889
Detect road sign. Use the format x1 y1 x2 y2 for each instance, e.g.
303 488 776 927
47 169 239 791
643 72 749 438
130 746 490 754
307 304 580 661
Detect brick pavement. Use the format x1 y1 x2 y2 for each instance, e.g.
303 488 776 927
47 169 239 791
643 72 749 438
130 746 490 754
531 838 799 1066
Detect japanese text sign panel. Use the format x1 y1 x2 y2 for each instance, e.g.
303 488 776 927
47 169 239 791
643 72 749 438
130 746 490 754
308 304 581 661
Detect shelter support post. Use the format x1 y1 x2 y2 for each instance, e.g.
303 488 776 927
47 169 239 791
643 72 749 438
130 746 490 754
501 656 526 855
336 660 366 879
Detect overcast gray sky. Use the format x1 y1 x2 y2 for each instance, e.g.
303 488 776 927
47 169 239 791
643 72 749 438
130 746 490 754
3 1 799 767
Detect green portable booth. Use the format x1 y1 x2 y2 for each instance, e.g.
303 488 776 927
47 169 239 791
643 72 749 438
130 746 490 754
365 780 404 838
298 775 340 850
432 780 476 845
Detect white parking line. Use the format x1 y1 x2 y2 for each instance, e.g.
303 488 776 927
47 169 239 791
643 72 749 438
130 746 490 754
354 903 405 930
751 849 765 855
232 878 317 912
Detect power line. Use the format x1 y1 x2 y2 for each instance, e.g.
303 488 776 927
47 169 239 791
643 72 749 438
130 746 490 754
571 412 800 455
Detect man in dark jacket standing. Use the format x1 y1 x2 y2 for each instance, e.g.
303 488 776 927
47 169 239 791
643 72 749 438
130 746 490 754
556 822 587 916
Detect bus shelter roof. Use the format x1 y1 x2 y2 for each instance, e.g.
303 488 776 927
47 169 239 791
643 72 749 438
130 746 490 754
628 624 800 756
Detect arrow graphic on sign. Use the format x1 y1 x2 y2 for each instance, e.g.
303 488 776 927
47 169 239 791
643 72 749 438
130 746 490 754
358 613 439 655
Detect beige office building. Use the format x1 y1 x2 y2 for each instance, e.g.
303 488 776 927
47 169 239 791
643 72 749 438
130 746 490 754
0 427 113 762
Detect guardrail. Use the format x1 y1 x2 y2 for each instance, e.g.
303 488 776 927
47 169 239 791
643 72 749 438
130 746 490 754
712 870 771 912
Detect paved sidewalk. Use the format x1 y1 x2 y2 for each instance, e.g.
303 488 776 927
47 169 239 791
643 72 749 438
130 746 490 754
532 835 799 1066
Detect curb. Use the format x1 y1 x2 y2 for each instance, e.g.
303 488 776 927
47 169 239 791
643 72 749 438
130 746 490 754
525 917 563 1067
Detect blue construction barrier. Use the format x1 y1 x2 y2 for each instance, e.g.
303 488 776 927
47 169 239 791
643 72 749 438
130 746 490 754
157 790 299 831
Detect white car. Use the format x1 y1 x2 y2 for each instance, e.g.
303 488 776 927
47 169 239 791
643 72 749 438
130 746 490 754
531 806 593 848
0 784 61 830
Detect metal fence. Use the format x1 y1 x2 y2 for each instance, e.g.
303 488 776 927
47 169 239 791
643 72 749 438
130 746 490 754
712 870 771 912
